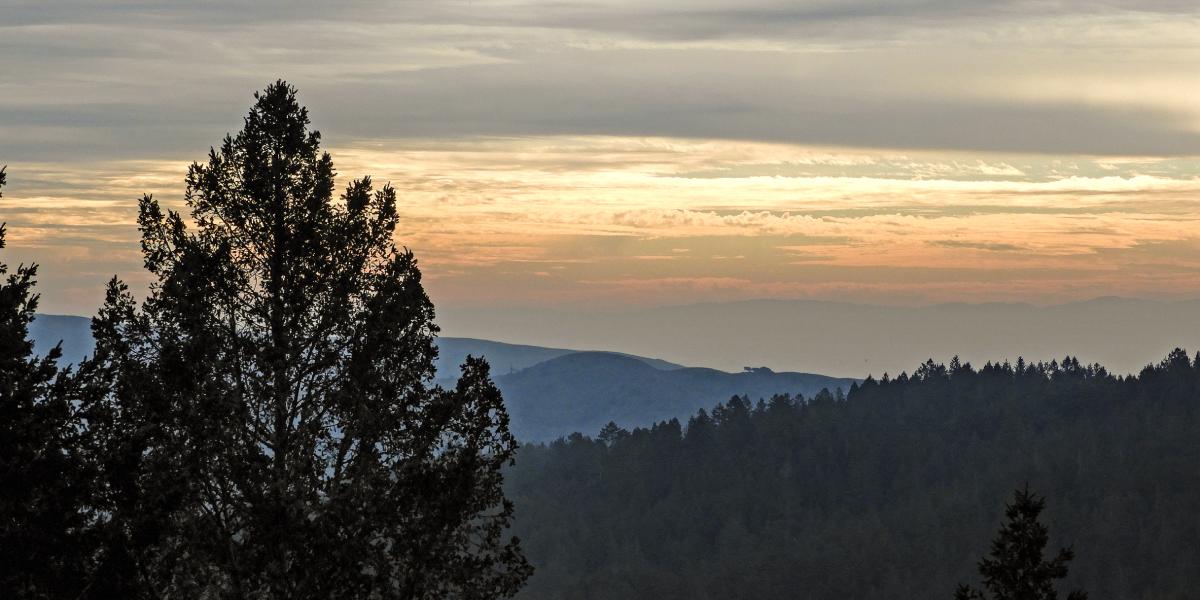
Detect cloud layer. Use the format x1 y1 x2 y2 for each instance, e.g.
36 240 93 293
5 0 1200 158
2 1 1200 314
7 137 1200 313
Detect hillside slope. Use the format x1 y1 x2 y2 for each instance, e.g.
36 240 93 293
495 352 855 440
440 297 1200 377
506 351 1200 600
29 314 840 441
435 337 681 379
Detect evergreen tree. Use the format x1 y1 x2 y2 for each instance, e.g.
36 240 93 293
77 83 530 598
597 421 628 446
0 167 93 598
955 487 1087 600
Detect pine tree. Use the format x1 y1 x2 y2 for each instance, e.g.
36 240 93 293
955 486 1087 600
597 421 628 446
0 167 94 598
78 83 531 598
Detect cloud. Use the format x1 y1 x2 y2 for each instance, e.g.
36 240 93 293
931 240 1024 252
4 3 1200 313
339 58 1200 154
4 1 1200 161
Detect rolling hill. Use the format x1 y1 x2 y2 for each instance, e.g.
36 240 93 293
434 337 682 380
26 314 844 441
439 297 1200 378
493 352 855 441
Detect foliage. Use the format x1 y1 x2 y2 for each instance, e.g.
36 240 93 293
507 352 1200 600
68 83 530 598
0 167 94 598
956 486 1087 600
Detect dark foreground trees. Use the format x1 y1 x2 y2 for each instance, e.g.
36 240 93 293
956 487 1087 600
507 352 1200 600
0 168 96 598
80 81 530 598
0 84 530 598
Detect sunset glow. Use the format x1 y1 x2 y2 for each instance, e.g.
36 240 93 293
6 137 1200 314
4 1 1200 314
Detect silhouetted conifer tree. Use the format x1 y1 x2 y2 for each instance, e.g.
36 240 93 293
597 421 628 446
76 83 530 598
0 167 94 598
955 486 1087 600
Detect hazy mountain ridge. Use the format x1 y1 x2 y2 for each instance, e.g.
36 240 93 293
28 314 93 365
27 314 681 374
495 351 855 441
29 314 840 441
440 297 1200 378
434 338 683 379
32 299 1197 439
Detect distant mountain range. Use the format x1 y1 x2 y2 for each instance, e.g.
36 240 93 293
28 314 94 365
27 314 850 441
36 295 1199 438
439 297 1200 378
492 352 853 441
432 337 684 378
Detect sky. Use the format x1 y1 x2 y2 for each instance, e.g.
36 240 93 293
3 0 1200 318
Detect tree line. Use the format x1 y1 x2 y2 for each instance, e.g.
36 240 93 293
506 352 1200 599
0 83 530 599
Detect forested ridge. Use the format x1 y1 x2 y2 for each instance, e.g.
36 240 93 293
506 351 1200 600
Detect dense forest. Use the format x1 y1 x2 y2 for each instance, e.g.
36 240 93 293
506 352 1200 600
